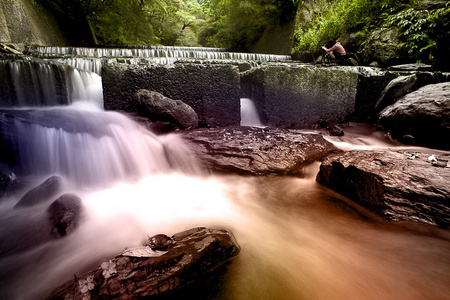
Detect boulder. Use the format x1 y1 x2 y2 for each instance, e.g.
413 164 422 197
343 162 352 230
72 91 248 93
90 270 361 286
316 150 450 227
387 63 434 72
133 89 198 130
102 61 240 127
14 175 63 208
47 193 83 237
374 74 417 113
46 227 240 299
241 65 359 128
378 82 450 150
183 126 340 175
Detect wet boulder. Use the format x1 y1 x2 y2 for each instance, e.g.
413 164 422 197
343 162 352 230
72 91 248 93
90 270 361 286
374 74 417 114
133 89 198 130
46 227 240 299
378 82 450 150
14 175 63 208
183 126 340 175
47 193 83 237
317 150 450 227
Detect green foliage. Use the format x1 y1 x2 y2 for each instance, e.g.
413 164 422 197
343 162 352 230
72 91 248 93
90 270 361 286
292 0 416 53
199 0 298 50
35 0 206 46
384 4 450 63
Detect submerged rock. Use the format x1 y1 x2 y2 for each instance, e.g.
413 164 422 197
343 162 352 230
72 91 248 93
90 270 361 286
378 82 450 150
183 126 340 175
133 89 198 129
317 150 450 227
46 227 240 299
14 175 63 208
47 193 83 237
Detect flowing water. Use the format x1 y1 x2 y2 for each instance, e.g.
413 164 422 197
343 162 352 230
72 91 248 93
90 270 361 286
0 54 450 300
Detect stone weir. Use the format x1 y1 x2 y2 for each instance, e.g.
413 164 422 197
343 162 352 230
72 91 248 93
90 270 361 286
101 59 389 128
35 46 292 61
102 61 241 128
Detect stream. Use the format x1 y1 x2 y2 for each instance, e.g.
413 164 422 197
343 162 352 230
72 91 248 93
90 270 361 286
0 48 449 300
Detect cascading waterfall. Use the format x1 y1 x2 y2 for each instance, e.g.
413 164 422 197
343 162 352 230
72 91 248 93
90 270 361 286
1 49 450 300
240 98 265 128
0 59 103 107
33 45 292 74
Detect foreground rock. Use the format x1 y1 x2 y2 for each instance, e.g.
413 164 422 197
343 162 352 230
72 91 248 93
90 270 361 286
317 150 450 227
183 126 340 175
378 82 450 150
47 227 240 299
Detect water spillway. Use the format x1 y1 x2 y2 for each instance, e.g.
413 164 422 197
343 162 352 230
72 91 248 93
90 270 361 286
32 45 292 74
35 45 292 62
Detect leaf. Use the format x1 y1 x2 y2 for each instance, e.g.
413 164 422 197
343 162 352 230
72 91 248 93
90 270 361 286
122 246 168 257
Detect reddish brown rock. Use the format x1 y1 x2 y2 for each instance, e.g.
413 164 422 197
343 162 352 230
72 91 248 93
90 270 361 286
46 227 240 300
317 150 450 227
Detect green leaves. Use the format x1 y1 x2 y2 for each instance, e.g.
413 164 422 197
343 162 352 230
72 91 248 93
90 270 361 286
384 6 448 63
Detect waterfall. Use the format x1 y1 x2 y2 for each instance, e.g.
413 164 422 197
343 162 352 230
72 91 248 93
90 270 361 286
33 46 292 74
0 104 201 187
240 98 265 128
35 46 291 62
0 59 103 107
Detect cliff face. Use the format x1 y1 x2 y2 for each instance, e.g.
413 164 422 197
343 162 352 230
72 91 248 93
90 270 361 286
0 0 66 45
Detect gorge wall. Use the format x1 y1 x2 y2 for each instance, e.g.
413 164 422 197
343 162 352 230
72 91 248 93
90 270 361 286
0 0 66 46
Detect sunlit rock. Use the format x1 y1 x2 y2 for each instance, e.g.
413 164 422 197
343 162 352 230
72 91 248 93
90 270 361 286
47 227 240 299
184 126 340 175
317 150 450 227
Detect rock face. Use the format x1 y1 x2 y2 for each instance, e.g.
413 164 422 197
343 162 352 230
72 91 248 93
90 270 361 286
14 175 63 208
317 150 450 227
47 193 83 237
102 62 240 128
46 227 240 299
378 82 450 150
133 89 198 129
241 65 359 128
353 69 398 123
0 0 66 45
183 126 340 175
359 27 405 66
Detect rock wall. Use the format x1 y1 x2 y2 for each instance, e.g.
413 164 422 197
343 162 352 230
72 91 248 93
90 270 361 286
0 0 66 45
102 61 241 127
241 65 359 128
